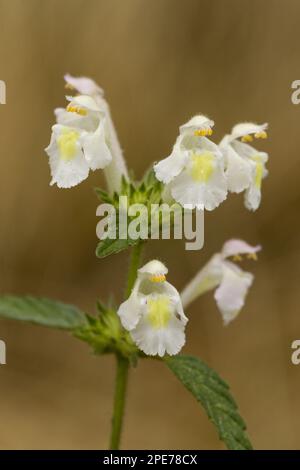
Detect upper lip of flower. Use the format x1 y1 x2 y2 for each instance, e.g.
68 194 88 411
138 260 168 277
179 115 214 136
227 122 268 144
64 73 104 96
221 239 262 259
66 94 103 114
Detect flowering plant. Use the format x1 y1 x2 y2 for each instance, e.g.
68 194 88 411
0 75 269 450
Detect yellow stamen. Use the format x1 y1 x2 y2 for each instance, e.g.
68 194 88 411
241 134 253 143
147 296 171 329
232 254 243 262
189 151 214 183
150 274 166 283
66 103 87 116
254 131 267 139
194 128 213 137
57 129 79 161
247 252 258 261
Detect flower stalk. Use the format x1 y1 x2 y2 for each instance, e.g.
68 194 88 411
109 355 130 450
109 243 144 450
125 243 144 299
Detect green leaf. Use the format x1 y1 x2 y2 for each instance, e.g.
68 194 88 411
96 236 139 258
74 304 138 362
0 295 87 330
165 355 252 450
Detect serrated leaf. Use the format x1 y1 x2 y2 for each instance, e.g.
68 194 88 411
96 236 139 258
165 355 252 450
0 295 87 330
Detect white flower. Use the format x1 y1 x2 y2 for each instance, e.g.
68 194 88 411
118 260 188 357
154 115 227 210
180 239 261 325
46 95 112 188
64 73 103 96
220 122 269 211
45 75 128 191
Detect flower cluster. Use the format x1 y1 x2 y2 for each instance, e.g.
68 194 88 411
154 116 268 211
45 76 268 212
44 75 268 357
117 240 260 356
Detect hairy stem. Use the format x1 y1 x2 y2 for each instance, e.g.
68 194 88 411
125 243 144 299
109 355 129 450
109 243 143 450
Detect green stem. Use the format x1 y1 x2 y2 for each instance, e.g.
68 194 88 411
125 243 144 299
109 355 129 450
109 243 143 450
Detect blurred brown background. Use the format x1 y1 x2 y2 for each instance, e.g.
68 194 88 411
0 0 299 450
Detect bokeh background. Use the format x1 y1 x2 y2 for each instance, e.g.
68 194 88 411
0 0 299 450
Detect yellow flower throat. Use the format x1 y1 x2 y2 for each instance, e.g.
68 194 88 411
189 151 214 183
57 129 79 161
147 296 172 329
